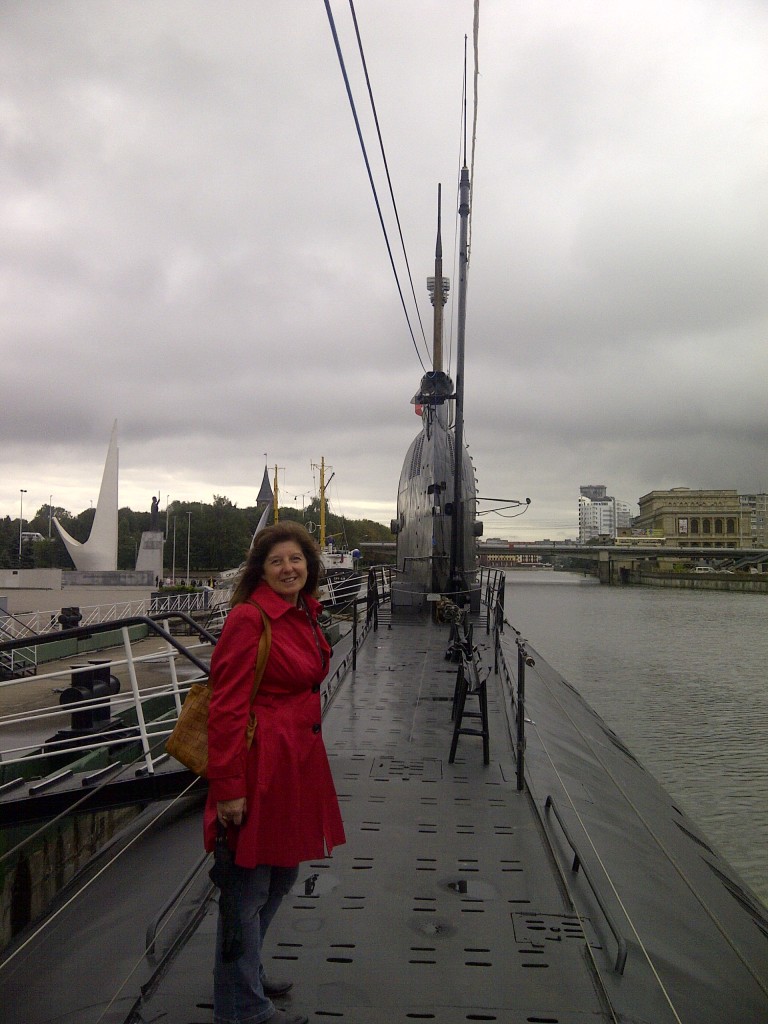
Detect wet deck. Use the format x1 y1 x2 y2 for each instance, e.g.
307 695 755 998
135 607 609 1023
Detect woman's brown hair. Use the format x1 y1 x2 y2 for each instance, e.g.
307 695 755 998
231 521 323 606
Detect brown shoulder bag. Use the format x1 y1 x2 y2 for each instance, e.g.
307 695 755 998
165 601 271 777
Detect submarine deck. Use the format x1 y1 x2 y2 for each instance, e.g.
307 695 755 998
142 605 611 1024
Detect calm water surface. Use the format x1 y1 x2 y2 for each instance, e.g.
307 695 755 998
503 572 768 907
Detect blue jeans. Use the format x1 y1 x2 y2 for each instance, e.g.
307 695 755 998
213 863 299 1024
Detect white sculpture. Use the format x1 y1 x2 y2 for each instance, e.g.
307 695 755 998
54 421 119 571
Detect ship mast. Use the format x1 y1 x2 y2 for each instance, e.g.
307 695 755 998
312 456 333 549
319 457 326 548
448 162 471 597
427 185 448 372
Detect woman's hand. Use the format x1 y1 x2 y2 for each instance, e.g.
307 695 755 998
217 797 246 827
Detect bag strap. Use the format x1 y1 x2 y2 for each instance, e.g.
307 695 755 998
244 600 272 749
246 600 272 704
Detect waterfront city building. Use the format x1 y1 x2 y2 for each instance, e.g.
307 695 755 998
634 488 751 548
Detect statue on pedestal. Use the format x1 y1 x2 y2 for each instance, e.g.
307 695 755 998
150 496 160 531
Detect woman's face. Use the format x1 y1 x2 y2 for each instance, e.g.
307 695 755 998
262 540 308 605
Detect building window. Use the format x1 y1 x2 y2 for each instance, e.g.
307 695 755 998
714 518 723 534
726 518 736 535
702 520 711 534
691 518 699 534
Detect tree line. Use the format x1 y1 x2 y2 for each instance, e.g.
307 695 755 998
1 495 394 573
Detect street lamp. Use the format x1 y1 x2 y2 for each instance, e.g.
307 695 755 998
186 511 192 585
18 489 27 561
172 516 177 584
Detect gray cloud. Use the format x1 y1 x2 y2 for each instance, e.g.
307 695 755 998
2 1 767 538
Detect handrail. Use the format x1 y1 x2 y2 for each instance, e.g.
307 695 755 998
515 638 534 791
545 794 628 974
481 568 525 781
0 608 43 640
483 563 626 968
0 612 216 670
0 612 215 778
1 594 376 776
0 610 39 677
0 597 378 874
145 851 213 957
0 645 37 678
0 600 153 640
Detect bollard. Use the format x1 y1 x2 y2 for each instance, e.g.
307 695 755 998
58 606 82 631
59 661 121 733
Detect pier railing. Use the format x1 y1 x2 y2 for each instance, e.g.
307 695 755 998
1 600 151 639
0 591 219 643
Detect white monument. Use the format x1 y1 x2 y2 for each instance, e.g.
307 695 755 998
54 422 119 571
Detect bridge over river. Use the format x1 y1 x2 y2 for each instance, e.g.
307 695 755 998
358 541 768 585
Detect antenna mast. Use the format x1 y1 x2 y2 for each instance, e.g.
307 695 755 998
448 41 472 597
427 185 449 371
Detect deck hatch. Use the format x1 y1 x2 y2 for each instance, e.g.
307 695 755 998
370 757 443 781
511 911 597 951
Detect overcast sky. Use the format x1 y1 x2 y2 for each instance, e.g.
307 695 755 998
3 0 767 540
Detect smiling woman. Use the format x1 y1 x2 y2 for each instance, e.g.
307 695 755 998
230 521 323 607
204 520 345 1024
262 540 308 605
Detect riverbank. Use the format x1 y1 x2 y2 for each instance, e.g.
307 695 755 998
635 570 768 592
589 556 768 591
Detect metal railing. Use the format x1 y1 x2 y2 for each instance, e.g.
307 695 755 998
479 567 529 789
367 564 394 607
0 643 37 679
1 600 151 639
149 592 212 616
0 613 215 780
0 579 383 789
545 795 628 974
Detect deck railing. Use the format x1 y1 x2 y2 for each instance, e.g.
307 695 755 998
0 595 370 790
479 567 530 790
0 613 216 781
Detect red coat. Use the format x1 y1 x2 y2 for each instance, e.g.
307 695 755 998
203 581 345 867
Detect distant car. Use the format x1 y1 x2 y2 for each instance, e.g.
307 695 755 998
693 566 715 573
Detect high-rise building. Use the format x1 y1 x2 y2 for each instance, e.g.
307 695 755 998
578 485 634 543
579 484 608 502
740 494 768 546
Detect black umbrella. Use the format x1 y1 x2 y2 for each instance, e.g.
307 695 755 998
209 823 244 962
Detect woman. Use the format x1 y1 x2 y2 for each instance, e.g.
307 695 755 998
204 521 346 1024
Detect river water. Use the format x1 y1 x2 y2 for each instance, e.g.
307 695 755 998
502 572 768 908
